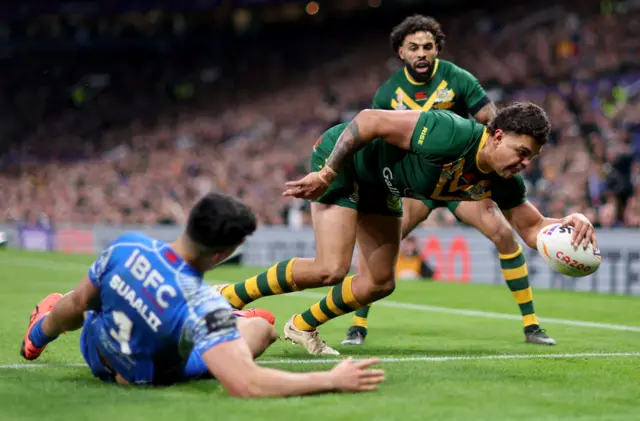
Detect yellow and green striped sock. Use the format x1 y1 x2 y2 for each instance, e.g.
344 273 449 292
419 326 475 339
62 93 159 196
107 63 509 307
500 245 538 327
351 304 372 330
221 259 297 309
293 276 364 331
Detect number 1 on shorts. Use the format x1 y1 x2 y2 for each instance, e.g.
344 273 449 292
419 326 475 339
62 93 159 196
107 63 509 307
110 311 134 355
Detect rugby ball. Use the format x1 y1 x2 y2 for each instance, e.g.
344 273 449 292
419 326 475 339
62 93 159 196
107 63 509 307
536 223 602 277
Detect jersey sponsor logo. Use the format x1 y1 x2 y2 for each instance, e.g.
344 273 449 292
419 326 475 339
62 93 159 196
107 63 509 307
417 127 428 145
382 167 400 196
204 308 236 334
415 91 427 101
433 88 455 110
434 88 455 103
107 249 180 333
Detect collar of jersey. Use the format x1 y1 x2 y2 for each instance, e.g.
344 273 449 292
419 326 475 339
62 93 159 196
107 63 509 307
153 241 202 277
475 129 492 174
403 59 439 86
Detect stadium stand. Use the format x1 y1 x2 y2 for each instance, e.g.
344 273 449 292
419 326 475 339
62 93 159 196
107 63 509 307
0 2 638 228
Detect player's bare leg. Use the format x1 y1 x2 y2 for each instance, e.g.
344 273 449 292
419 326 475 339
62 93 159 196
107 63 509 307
287 213 402 354
184 313 279 381
217 202 359 355
343 198 430 345
453 199 555 345
236 317 278 359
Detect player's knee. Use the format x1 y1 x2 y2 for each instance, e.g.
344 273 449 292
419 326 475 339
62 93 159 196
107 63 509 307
264 322 278 345
315 262 350 287
242 318 278 358
367 276 396 301
253 318 277 347
489 221 517 253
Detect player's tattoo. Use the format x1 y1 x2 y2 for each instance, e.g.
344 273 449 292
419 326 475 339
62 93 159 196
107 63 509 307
487 202 499 215
325 120 361 172
475 103 498 124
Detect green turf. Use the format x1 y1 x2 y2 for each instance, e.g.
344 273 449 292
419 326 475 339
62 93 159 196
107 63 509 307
1 249 639 421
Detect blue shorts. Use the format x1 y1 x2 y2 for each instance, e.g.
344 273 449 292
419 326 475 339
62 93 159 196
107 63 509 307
81 311 213 383
80 311 115 383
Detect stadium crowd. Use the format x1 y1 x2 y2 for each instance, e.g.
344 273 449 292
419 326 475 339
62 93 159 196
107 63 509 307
0 5 639 229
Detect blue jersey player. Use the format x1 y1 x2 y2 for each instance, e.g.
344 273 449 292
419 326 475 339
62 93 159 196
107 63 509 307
20 192 385 397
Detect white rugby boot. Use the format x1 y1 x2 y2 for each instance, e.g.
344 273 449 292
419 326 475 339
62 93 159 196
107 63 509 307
283 315 340 355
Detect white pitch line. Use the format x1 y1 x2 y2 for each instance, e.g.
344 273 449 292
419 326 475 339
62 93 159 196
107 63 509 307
290 291 640 332
1 363 87 369
3 256 640 333
2 352 639 369
258 352 640 365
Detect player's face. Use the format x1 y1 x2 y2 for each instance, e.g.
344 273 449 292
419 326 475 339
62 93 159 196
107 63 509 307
399 31 439 82
491 130 541 178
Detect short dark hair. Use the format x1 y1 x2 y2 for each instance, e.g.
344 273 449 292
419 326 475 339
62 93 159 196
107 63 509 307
488 102 551 146
186 192 257 250
390 15 445 53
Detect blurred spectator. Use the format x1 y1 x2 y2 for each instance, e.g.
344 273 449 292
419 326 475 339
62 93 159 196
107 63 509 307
396 236 434 280
0 5 639 228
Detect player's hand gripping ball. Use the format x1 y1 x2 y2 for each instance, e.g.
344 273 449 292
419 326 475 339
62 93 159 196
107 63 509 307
536 223 601 277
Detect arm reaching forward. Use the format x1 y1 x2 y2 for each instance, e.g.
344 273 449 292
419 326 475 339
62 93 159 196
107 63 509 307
502 201 598 250
204 339 385 397
283 109 421 200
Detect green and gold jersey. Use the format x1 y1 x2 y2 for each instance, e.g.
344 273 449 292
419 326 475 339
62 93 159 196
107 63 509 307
373 59 490 118
349 110 526 211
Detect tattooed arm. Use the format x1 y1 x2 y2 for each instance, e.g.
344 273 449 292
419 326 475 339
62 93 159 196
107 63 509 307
473 102 498 125
319 109 422 185
283 109 421 200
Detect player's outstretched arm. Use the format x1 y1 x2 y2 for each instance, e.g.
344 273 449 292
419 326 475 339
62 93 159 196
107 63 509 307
502 201 597 250
42 276 99 336
202 339 385 398
283 109 421 200
323 109 421 177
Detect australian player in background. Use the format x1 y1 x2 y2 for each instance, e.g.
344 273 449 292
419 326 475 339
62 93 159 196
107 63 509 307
341 15 556 346
20 192 385 396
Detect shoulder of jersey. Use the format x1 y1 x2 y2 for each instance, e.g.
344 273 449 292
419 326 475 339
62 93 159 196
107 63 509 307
113 231 154 247
433 59 458 75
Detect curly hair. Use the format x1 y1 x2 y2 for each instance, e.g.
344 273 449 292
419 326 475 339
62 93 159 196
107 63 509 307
390 15 446 53
186 192 257 250
488 102 551 146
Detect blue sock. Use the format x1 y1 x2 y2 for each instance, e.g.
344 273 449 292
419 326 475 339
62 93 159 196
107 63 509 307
28 317 58 348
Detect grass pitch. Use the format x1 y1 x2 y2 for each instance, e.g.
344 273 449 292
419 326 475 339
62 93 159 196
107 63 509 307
1 249 639 421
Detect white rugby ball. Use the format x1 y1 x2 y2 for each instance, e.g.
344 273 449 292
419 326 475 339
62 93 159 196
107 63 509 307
536 223 602 277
